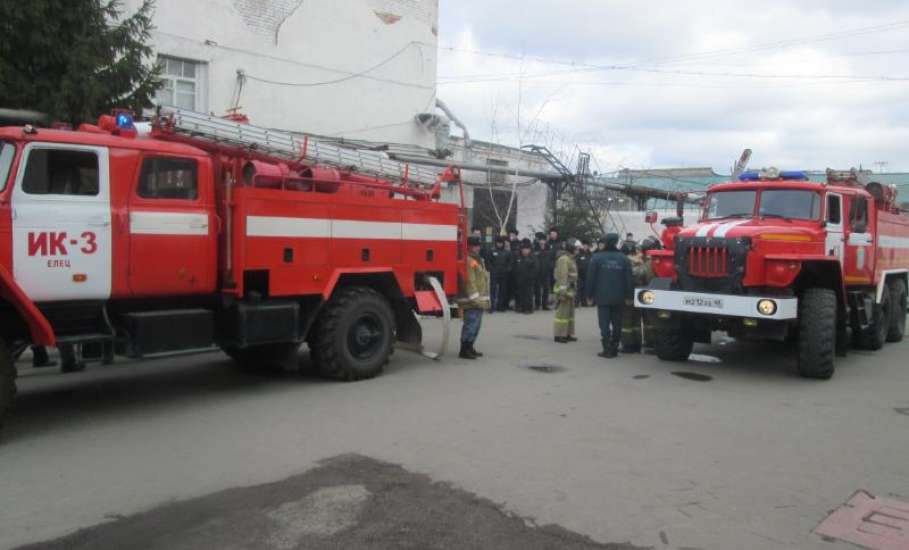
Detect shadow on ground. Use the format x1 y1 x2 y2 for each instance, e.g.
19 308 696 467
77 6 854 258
4 351 330 444
15 454 645 550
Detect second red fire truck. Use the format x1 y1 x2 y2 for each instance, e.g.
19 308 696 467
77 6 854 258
636 168 909 379
0 108 467 430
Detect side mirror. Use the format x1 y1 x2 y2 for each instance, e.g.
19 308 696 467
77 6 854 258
644 211 658 224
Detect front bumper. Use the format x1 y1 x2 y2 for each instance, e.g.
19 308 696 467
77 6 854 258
634 288 798 320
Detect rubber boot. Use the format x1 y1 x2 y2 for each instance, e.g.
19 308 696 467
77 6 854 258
597 340 611 358
459 342 477 360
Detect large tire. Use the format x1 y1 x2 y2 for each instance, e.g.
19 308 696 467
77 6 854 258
855 286 891 351
798 288 836 379
0 340 16 432
222 342 300 374
654 319 694 361
886 279 906 343
310 287 394 381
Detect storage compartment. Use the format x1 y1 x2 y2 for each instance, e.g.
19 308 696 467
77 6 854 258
122 309 214 357
219 301 300 347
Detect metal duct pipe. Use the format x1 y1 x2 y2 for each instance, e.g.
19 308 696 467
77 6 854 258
435 98 471 148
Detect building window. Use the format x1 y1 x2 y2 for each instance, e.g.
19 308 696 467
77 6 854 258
486 158 508 186
155 56 205 111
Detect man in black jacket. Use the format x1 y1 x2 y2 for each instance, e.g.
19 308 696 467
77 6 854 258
585 233 633 358
512 238 538 313
487 236 513 312
575 240 592 307
533 232 552 310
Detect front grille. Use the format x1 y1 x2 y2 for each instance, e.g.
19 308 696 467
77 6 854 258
688 246 728 278
676 237 749 294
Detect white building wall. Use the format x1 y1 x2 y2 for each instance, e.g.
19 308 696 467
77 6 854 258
445 139 554 236
124 0 439 148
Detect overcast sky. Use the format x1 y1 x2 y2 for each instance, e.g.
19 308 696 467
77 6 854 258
436 1 909 175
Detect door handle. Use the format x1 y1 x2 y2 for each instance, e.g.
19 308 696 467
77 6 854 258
190 221 209 229
88 220 111 227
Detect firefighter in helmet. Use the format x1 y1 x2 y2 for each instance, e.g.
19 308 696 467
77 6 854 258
459 235 491 359
621 236 660 352
553 239 579 343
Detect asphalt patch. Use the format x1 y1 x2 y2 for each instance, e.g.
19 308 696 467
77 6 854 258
16 454 643 550
671 371 713 382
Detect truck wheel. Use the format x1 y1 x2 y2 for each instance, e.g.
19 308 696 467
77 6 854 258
886 279 906 343
654 320 694 361
855 286 891 351
0 340 16 432
222 343 300 374
311 287 394 381
798 288 836 379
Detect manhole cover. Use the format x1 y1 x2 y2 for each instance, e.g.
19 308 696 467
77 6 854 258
524 364 565 373
671 371 713 382
815 490 909 550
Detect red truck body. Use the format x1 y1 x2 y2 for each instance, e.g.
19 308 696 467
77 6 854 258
637 169 909 378
0 110 466 428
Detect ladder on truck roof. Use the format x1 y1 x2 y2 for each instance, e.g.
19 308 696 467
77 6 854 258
153 107 446 187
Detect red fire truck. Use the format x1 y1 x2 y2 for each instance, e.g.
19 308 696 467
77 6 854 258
0 108 466 429
636 168 909 379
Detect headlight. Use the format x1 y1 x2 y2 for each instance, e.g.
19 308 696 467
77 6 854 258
757 299 777 316
638 290 656 305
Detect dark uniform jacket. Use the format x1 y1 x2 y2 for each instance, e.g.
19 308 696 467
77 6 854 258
576 250 591 282
537 243 557 281
487 246 513 280
512 254 538 286
585 250 633 306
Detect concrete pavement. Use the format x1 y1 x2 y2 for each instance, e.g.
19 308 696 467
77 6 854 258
2 307 907 549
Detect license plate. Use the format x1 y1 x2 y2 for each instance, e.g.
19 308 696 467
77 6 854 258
683 296 724 309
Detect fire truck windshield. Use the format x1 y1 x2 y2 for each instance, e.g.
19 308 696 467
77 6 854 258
706 189 821 221
705 190 756 219
759 189 821 221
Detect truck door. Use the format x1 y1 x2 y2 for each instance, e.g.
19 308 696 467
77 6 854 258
127 155 216 296
844 194 874 285
824 192 844 262
11 143 112 302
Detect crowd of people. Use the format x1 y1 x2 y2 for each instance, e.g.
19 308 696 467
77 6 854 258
458 227 662 360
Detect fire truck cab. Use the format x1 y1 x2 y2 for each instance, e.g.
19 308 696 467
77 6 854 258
0 111 465 430
636 168 909 379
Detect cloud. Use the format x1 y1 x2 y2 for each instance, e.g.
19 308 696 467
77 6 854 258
437 0 909 174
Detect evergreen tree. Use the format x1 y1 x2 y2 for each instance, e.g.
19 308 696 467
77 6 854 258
0 0 161 125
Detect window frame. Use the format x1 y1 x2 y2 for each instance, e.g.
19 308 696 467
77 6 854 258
849 195 869 231
154 55 208 112
135 156 200 203
826 193 842 225
0 141 16 193
20 145 102 198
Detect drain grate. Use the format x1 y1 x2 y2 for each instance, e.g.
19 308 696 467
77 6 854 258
513 335 542 341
